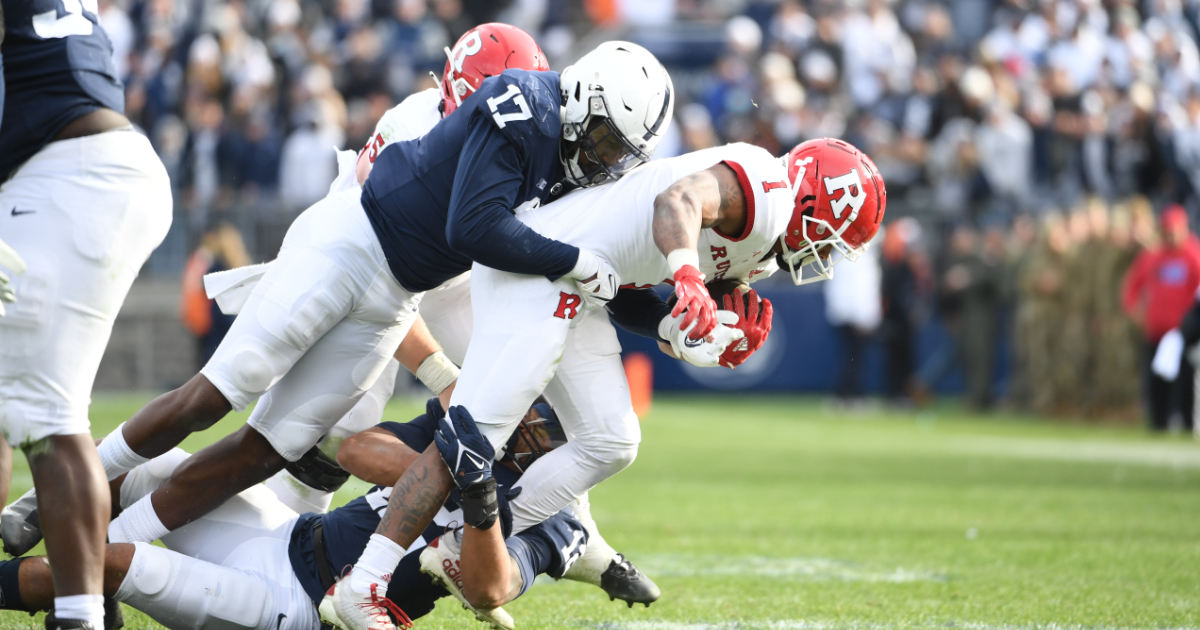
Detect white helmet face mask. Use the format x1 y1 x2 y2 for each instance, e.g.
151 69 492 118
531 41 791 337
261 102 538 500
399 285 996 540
778 215 865 286
559 41 674 187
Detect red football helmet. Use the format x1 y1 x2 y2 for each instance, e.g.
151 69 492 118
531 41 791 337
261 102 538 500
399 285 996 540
440 23 549 116
779 138 887 285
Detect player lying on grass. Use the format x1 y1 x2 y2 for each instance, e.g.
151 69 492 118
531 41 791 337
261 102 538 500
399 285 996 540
333 138 887 629
0 400 587 630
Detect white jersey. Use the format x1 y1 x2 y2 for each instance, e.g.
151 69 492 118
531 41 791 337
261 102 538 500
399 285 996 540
328 88 443 195
516 143 790 288
361 88 443 162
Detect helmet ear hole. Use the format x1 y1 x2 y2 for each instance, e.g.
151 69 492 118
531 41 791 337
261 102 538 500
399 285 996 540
574 82 581 102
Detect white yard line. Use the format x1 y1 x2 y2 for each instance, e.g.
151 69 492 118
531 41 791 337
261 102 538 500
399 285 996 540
941 435 1200 469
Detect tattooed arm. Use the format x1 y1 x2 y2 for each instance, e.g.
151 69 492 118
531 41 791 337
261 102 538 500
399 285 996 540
652 163 747 257
373 444 455 548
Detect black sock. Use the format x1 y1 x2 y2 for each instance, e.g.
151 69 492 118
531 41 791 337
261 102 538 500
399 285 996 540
0 557 31 611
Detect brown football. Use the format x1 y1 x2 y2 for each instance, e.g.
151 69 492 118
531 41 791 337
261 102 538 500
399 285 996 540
666 278 753 311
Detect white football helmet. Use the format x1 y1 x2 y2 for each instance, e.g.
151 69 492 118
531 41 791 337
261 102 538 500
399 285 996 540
558 41 675 187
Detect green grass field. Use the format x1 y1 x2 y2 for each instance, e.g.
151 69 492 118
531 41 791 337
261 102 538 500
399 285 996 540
2 393 1199 630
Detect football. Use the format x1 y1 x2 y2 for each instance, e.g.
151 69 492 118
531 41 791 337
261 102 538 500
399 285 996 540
668 278 754 312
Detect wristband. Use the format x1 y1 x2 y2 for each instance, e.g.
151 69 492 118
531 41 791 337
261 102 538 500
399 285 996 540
666 249 701 275
416 351 459 395
461 477 499 530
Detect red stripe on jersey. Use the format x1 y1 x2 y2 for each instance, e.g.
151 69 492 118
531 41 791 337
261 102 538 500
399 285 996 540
715 160 756 242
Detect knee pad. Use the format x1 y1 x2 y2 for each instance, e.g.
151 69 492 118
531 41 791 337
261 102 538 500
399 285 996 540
580 441 638 475
120 449 189 508
284 444 349 492
229 347 277 398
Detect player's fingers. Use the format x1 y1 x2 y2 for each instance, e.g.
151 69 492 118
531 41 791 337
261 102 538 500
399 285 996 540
689 304 716 339
746 289 759 322
716 310 739 326
760 298 774 332
722 292 734 313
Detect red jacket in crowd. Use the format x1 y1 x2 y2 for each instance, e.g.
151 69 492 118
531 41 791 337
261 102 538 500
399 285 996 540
1123 239 1200 342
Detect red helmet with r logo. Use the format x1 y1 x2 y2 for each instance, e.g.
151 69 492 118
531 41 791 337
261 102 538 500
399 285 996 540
441 23 549 116
779 138 886 284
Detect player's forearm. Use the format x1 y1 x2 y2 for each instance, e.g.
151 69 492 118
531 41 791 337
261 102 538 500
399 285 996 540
395 317 458 408
337 428 422 487
446 205 579 280
460 522 512 608
607 288 671 341
394 316 440 374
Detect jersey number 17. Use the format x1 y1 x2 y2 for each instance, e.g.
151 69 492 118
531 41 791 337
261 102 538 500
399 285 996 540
487 85 533 129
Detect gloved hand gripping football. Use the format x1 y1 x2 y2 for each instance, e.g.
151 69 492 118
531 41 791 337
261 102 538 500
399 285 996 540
434 405 499 529
718 288 773 368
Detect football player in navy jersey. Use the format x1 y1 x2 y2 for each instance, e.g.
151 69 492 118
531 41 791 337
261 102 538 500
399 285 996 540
0 2 172 629
0 401 591 630
49 38 672 627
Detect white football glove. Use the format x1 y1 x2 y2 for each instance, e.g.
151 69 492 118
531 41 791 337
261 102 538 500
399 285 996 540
567 249 619 309
659 310 745 368
0 238 27 317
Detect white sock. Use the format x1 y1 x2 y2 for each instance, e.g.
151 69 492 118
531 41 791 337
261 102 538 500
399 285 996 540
350 534 406 592
53 594 104 627
107 494 169 543
97 423 149 481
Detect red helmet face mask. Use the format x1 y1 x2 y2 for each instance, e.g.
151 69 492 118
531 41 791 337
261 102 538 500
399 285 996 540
779 138 887 285
440 23 549 116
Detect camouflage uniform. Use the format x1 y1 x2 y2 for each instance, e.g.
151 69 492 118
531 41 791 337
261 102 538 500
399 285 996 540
1019 225 1072 415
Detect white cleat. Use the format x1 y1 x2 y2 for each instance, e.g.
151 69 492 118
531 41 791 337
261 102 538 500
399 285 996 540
320 573 412 630
1 488 41 557
419 533 515 630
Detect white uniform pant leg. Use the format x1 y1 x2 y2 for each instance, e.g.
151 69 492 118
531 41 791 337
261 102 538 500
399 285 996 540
207 191 420 461
449 265 576 450
417 272 474 365
117 462 315 630
315 270 474 454
0 131 172 444
506 309 640 533
117 538 317 630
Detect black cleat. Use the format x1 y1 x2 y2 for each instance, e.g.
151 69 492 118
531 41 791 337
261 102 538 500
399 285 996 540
599 553 661 607
45 614 98 630
103 596 124 630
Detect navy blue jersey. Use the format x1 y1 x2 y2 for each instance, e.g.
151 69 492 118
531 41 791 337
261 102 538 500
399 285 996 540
361 69 578 292
0 0 123 179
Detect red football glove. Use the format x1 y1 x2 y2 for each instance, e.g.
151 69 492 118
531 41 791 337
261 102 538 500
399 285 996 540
670 265 718 339
719 288 773 368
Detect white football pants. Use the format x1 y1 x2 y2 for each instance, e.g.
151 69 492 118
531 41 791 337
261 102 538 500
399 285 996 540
202 189 421 462
0 130 171 444
114 451 318 630
450 264 639 533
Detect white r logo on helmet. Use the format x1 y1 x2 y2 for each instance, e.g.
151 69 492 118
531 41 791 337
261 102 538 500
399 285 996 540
823 169 866 222
450 31 483 73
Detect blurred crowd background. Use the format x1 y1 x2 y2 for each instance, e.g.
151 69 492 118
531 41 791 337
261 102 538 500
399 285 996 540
95 0 1200 429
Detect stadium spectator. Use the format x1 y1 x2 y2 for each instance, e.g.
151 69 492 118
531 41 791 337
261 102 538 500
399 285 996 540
1122 205 1200 430
180 223 253 368
880 219 927 404
825 239 882 407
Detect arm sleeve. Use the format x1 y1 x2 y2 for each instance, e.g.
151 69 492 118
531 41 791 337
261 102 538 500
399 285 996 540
446 118 579 280
606 288 672 341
